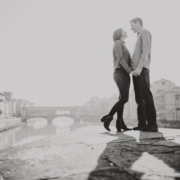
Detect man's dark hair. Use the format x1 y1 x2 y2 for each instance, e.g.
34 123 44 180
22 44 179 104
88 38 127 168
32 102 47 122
130 17 143 27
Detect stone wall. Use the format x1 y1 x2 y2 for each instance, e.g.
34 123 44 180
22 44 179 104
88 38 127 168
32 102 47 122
0 118 22 129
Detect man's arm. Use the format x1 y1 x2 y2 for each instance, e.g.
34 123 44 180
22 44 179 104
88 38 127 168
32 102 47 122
114 41 132 74
133 30 151 76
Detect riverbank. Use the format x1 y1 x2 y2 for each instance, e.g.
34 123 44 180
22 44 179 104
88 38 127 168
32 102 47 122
0 118 24 133
0 125 180 180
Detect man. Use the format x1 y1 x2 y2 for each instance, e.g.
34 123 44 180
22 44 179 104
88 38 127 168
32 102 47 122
130 17 158 132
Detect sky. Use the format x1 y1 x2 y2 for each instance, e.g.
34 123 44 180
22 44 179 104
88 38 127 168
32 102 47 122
0 0 180 106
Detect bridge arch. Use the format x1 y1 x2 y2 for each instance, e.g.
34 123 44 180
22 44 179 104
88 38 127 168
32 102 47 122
23 106 102 123
26 117 48 129
52 116 74 128
25 114 78 123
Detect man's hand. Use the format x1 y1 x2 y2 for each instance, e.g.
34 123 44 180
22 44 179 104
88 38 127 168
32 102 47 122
130 68 141 76
130 71 138 76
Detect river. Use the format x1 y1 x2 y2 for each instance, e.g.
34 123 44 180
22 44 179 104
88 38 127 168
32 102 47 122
0 117 94 151
1 117 180 152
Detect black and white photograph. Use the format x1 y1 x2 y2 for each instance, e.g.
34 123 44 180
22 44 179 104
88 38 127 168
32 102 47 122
0 0 180 179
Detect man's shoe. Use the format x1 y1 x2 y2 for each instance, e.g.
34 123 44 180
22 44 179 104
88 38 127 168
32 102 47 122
133 126 145 131
141 125 158 132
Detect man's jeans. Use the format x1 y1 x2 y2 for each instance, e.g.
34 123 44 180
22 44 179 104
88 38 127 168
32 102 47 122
133 68 157 127
109 68 130 119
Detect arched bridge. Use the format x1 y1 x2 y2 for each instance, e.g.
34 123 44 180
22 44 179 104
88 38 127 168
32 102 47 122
22 106 103 123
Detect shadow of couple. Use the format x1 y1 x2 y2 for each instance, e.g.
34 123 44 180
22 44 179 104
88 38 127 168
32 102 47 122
87 130 180 180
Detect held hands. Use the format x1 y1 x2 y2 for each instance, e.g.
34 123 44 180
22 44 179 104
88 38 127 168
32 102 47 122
130 69 141 76
130 71 138 76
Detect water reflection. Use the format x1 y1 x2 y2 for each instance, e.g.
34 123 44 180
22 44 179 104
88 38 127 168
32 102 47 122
0 117 88 151
27 118 48 129
1 118 179 152
52 117 74 128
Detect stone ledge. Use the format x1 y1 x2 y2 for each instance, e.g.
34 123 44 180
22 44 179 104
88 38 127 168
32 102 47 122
0 125 180 180
0 122 25 133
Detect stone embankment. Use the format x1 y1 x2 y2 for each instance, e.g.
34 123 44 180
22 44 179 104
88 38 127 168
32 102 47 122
0 125 180 180
0 118 24 133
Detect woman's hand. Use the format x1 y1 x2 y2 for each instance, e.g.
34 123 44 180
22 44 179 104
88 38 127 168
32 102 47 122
130 71 138 76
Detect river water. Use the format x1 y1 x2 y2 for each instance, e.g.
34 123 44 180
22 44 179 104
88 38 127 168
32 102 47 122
1 117 180 152
0 117 95 151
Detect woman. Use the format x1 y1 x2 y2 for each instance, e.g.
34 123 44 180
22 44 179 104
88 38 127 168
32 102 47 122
101 28 132 132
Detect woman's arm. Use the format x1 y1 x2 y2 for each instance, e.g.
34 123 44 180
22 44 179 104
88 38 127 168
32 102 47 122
114 41 132 74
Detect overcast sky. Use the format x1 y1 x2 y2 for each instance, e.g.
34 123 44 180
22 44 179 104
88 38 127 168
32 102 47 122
0 0 179 106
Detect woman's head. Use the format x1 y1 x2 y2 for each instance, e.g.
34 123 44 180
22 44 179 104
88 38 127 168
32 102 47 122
113 28 127 41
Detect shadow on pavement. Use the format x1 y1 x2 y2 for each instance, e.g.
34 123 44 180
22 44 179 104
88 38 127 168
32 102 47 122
87 130 180 180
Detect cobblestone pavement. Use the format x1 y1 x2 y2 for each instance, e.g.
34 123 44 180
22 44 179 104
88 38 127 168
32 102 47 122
0 125 180 180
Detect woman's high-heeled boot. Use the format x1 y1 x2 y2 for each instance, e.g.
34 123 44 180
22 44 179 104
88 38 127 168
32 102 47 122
101 115 111 122
121 118 132 131
101 115 113 131
116 119 121 132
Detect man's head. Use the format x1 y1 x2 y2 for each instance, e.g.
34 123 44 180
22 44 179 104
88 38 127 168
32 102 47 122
130 17 143 33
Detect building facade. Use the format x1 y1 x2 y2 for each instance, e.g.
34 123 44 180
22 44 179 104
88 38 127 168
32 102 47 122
0 93 6 118
153 90 166 120
151 79 176 94
175 94 180 121
124 79 180 123
0 92 13 118
16 99 34 118
84 79 180 126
